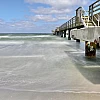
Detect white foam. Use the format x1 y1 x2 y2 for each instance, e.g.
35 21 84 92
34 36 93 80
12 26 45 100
29 35 51 38
0 87 100 94
83 66 100 68
71 51 84 54
41 41 70 44
0 36 9 38
0 55 45 58
0 41 24 45
0 35 51 39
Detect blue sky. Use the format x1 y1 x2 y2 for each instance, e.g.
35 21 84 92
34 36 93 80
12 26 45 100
0 0 96 33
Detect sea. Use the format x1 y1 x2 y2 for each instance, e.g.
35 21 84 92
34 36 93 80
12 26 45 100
0 33 52 41
0 33 100 100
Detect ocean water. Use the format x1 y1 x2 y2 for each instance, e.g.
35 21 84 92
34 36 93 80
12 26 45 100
0 33 73 92
0 33 53 41
0 33 100 100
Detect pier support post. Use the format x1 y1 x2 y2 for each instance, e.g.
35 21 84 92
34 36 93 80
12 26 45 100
57 31 59 36
61 31 63 37
76 39 80 42
95 37 100 48
59 31 61 36
55 31 57 35
96 43 100 48
85 41 96 58
55 32 57 36
68 29 71 40
64 30 66 38
57 31 60 36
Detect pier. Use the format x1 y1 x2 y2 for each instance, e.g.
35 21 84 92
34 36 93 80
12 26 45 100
53 0 100 58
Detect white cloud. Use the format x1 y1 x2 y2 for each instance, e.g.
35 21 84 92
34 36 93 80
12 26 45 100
0 0 93 33
0 19 56 33
30 15 57 22
29 14 71 22
0 19 36 32
30 5 72 22
0 18 61 33
0 20 35 29
0 19 5 25
31 7 71 14
25 0 91 23
10 20 35 29
25 0 90 9
56 14 71 20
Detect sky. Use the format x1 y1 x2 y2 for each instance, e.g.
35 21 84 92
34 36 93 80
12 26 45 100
0 0 96 33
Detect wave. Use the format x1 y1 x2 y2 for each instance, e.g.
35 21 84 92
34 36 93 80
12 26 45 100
0 87 100 94
0 36 9 38
0 35 52 39
0 41 24 45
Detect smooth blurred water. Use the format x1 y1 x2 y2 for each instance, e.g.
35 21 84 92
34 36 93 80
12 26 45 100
0 34 100 100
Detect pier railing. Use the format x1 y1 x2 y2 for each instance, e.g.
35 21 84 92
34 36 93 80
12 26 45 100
89 0 100 26
59 15 84 31
57 0 100 32
59 16 77 31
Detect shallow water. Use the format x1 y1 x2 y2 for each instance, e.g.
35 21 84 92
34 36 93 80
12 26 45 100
0 34 100 100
